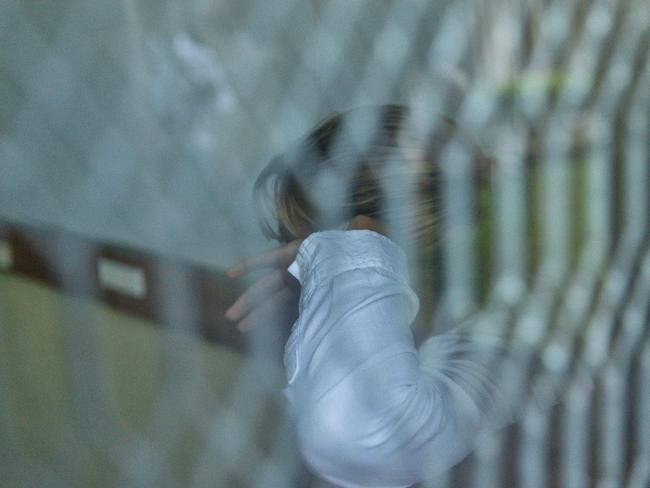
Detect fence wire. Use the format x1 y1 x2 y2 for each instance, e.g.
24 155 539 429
1 0 649 487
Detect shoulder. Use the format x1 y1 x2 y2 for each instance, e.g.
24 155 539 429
287 229 410 288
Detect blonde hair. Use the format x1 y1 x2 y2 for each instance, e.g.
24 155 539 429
253 105 491 251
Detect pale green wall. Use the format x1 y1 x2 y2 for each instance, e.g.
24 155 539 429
0 274 298 487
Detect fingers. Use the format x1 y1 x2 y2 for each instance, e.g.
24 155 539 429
237 286 299 332
226 240 303 278
225 239 304 334
225 270 286 322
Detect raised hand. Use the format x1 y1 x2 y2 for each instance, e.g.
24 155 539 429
225 239 303 333
225 215 385 333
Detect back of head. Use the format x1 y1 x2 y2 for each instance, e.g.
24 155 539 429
253 104 489 251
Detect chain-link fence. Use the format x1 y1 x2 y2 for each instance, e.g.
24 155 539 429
1 0 649 487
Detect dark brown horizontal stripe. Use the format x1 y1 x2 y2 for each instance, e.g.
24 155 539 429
0 218 247 352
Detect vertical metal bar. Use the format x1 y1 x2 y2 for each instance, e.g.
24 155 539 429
539 118 572 282
625 337 650 488
519 407 550 488
598 364 625 487
638 340 650 461
561 374 592 488
493 125 527 306
441 138 478 320
472 432 503 488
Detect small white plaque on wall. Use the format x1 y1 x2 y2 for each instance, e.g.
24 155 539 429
97 258 146 298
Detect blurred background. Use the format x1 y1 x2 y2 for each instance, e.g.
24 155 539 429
0 0 648 486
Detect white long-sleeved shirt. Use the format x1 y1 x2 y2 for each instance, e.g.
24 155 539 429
284 230 509 488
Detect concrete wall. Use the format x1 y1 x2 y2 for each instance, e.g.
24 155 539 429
0 0 452 270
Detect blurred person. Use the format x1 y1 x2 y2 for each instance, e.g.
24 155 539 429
226 105 512 487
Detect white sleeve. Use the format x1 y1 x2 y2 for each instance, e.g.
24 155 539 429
283 230 506 488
